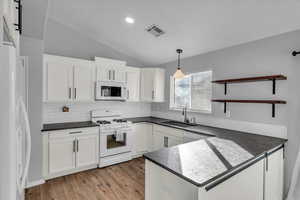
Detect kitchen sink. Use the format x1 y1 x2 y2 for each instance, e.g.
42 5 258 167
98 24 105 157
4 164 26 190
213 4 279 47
161 120 198 128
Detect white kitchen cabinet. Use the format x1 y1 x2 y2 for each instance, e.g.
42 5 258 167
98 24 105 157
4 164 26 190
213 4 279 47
132 123 153 157
76 134 99 168
2 0 19 46
168 136 183 147
183 131 210 143
48 135 76 174
140 68 154 102
43 127 99 179
152 125 184 151
125 66 140 102
140 68 165 102
265 148 284 200
153 68 165 102
45 60 73 101
73 62 94 101
95 57 126 83
146 158 264 200
146 146 284 200
152 131 166 151
44 54 94 102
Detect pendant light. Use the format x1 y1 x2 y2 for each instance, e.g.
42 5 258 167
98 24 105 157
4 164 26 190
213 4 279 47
173 49 185 79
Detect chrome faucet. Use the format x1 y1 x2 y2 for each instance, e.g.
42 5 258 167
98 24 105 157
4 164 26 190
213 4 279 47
182 106 189 123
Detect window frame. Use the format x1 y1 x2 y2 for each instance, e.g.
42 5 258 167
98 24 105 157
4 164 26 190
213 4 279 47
169 70 212 114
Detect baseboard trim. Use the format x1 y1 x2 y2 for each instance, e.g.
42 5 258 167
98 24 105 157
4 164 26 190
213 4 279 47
26 179 45 188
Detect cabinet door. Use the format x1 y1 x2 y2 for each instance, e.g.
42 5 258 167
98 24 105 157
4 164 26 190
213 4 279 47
96 65 111 81
73 62 94 101
113 68 126 83
140 68 154 102
168 136 183 147
95 57 126 82
76 134 99 168
183 132 208 143
133 123 153 155
265 148 284 200
126 68 140 102
153 132 166 151
49 136 76 174
153 68 165 102
46 61 73 101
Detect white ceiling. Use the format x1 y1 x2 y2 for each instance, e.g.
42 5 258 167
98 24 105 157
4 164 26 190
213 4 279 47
48 0 300 66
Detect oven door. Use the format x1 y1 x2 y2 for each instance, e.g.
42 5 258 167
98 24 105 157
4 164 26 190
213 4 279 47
100 128 132 157
95 81 126 101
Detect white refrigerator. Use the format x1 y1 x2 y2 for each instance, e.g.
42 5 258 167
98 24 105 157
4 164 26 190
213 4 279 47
0 44 31 200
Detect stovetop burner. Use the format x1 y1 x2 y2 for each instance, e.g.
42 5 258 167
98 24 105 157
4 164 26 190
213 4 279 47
96 120 111 125
113 119 127 123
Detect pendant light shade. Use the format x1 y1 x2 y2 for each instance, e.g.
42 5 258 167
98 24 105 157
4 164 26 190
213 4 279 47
173 49 185 79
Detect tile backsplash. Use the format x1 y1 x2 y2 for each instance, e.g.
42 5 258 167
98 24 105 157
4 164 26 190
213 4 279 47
43 101 152 123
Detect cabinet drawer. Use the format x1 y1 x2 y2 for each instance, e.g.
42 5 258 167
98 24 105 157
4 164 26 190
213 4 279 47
153 125 184 138
48 127 99 139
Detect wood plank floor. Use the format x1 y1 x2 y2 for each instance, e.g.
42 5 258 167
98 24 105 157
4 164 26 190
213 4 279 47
26 158 145 200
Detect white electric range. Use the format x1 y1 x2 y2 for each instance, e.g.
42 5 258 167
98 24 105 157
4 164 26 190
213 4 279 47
91 110 133 168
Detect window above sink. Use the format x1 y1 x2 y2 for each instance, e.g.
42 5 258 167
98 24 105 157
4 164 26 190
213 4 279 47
170 70 212 113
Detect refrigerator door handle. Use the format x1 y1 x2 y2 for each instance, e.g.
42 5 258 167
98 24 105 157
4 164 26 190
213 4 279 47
18 98 31 190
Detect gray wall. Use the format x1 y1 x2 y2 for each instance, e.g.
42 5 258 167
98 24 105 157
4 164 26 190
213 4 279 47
44 19 145 67
20 36 44 183
152 30 300 194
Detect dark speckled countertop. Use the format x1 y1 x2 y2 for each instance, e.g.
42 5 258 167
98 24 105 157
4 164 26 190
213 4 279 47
125 116 287 188
41 121 98 132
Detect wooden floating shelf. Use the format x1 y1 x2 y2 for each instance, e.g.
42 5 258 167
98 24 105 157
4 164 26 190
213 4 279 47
212 75 287 95
212 99 287 118
212 75 287 84
212 100 287 104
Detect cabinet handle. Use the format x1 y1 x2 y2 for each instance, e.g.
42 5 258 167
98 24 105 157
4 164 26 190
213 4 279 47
69 131 82 134
73 140 76 152
74 88 77 99
113 70 115 80
127 90 129 99
14 0 22 34
109 70 111 80
152 90 155 100
69 88 72 99
76 139 79 152
164 136 168 147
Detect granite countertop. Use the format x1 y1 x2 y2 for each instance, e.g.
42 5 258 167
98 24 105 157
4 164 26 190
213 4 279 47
127 116 287 188
41 121 98 132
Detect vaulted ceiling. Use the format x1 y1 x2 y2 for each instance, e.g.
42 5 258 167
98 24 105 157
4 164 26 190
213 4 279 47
38 0 300 65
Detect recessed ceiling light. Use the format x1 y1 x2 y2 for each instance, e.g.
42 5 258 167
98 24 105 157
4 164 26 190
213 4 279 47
125 17 135 24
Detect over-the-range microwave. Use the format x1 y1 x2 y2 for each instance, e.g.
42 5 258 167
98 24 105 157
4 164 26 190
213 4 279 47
95 81 127 101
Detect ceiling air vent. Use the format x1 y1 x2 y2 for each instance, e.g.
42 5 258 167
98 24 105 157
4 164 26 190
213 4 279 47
146 24 165 37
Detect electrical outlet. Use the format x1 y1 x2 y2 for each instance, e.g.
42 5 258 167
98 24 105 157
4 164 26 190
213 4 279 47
226 110 231 118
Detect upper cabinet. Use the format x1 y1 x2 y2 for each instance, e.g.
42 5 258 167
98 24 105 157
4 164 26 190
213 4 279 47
1 0 21 46
140 68 165 102
95 57 126 83
43 55 165 103
125 66 140 102
43 55 94 102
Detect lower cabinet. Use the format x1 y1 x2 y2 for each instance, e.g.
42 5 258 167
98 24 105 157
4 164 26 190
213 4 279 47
152 125 184 151
132 123 153 157
76 134 99 168
145 147 284 200
43 127 99 179
48 135 76 174
265 147 284 200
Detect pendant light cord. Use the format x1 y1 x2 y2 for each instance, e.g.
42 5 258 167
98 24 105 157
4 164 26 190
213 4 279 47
178 53 180 69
